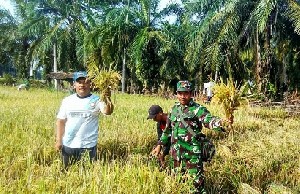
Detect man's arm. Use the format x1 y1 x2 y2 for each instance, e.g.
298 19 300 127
55 119 66 151
197 106 223 132
151 118 171 156
157 122 163 141
102 97 114 115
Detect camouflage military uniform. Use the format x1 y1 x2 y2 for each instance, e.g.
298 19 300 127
157 81 223 194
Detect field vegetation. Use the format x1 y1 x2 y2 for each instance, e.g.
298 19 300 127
0 86 299 193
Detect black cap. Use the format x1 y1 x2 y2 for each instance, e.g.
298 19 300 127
147 105 163 119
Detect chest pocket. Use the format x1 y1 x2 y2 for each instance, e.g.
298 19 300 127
171 108 195 119
181 111 196 121
171 108 198 128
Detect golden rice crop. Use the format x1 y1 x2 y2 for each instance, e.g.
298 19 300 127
0 86 299 193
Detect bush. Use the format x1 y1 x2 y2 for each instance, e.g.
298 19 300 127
0 73 16 86
28 79 48 88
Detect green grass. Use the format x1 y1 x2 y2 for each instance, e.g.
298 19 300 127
0 86 299 193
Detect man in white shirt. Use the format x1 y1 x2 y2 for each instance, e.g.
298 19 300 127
55 71 113 169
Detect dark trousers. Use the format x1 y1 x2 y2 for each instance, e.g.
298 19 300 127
207 96 212 102
61 145 97 169
162 141 171 156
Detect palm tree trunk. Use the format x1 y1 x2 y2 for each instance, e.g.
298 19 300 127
122 48 126 93
214 65 219 82
263 25 271 95
254 28 262 93
53 43 58 90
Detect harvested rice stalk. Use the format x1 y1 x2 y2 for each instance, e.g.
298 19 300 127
211 78 248 130
87 62 121 103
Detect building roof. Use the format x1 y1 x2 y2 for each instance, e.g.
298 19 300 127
47 72 73 80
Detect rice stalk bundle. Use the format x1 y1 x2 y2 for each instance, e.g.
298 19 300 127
87 59 121 103
212 78 248 130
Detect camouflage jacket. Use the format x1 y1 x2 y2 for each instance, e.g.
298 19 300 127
158 99 222 151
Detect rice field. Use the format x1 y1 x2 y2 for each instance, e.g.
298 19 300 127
0 86 299 193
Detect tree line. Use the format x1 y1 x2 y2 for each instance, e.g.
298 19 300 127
0 0 299 99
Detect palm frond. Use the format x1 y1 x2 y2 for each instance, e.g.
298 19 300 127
287 0 300 35
250 0 276 33
185 0 240 71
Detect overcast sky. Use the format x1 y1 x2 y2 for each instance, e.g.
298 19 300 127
0 0 15 15
159 0 181 9
0 0 181 20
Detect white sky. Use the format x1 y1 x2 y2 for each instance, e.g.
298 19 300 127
0 0 181 22
0 0 15 15
0 0 180 11
159 0 182 24
159 0 181 9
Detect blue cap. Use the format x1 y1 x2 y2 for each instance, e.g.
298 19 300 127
73 71 87 81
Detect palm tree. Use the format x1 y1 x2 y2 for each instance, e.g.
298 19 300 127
84 0 139 93
14 0 94 84
128 0 175 91
85 0 175 93
184 0 300 97
0 8 18 76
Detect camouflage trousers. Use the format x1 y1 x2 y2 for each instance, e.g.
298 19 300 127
170 147 206 194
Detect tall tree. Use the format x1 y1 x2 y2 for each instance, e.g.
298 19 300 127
15 0 94 80
84 0 138 93
85 0 174 92
128 0 172 91
0 8 18 76
184 0 300 96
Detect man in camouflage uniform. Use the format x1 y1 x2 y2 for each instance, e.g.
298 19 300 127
151 80 225 194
